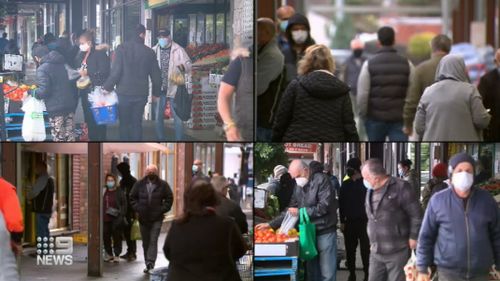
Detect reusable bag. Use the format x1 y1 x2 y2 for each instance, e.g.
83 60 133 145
21 96 46 141
404 250 418 281
299 207 318 260
131 219 141 240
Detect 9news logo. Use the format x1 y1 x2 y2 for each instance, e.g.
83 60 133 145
36 236 73 266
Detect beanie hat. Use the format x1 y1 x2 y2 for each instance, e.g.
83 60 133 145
273 165 287 179
448 152 475 175
432 163 447 178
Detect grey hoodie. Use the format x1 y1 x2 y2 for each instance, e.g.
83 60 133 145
415 54 491 141
0 213 19 281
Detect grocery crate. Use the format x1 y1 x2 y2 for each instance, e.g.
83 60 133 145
91 105 117 125
255 256 298 281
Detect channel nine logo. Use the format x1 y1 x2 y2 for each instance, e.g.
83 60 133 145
36 236 73 266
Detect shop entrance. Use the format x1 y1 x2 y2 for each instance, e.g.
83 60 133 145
173 16 189 48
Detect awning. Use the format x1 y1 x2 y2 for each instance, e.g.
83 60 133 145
22 143 171 154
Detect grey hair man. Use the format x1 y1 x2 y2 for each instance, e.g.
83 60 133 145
211 176 248 234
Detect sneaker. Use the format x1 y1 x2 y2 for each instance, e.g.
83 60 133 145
112 256 120 263
120 253 129 259
104 254 114 262
127 254 137 262
143 263 154 274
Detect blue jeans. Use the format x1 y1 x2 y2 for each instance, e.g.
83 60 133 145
307 231 337 281
256 127 272 141
155 95 184 141
36 213 51 240
365 119 408 141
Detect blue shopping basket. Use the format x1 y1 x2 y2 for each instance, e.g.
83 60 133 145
91 105 117 125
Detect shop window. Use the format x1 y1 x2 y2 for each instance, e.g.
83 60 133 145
216 13 225 44
194 143 216 176
123 1 140 42
46 154 71 232
205 14 214 44
188 14 197 45
173 16 189 48
196 14 205 45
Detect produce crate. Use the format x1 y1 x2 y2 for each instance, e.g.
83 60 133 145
255 241 299 257
255 256 298 281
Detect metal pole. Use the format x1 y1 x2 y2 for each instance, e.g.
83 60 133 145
0 78 6 141
87 142 102 277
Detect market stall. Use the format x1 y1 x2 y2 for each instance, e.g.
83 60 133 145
478 179 500 206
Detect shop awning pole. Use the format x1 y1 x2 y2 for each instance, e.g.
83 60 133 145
87 143 103 277
0 79 6 141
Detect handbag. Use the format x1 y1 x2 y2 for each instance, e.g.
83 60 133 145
299 207 318 260
106 207 120 217
76 51 91 89
131 219 142 240
173 66 192 121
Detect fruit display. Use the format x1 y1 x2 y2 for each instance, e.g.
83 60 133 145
479 180 500 197
254 227 299 244
193 49 230 66
186 43 228 62
3 82 36 101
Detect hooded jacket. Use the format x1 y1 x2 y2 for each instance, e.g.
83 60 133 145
478 68 500 141
35 50 78 116
272 70 359 141
116 163 137 219
415 54 491 141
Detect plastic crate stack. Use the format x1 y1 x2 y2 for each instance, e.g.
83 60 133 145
254 256 299 281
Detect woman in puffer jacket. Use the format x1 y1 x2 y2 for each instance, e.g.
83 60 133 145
272 44 359 141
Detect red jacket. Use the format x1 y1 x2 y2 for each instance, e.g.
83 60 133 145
0 177 24 237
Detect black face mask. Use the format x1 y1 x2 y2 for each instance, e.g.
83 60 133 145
147 174 157 181
353 49 363 58
346 167 356 177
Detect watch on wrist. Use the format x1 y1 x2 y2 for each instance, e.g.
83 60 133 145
223 122 236 132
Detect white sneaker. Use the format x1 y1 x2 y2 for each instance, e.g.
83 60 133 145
113 256 120 263
104 254 113 262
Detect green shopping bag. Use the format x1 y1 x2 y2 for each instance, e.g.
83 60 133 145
299 207 318 260
131 219 142 240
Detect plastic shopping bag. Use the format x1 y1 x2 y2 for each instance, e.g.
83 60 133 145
87 87 118 108
21 96 46 141
404 250 419 281
131 219 141 241
491 265 500 280
278 211 298 235
299 207 318 261
164 99 172 119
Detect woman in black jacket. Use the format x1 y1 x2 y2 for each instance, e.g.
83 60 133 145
102 173 127 263
76 30 110 141
272 44 359 141
164 181 246 281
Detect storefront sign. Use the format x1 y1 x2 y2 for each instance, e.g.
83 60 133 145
147 0 184 8
284 143 317 154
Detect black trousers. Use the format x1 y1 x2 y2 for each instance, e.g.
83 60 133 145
123 216 137 255
344 220 370 275
117 95 147 141
103 220 123 256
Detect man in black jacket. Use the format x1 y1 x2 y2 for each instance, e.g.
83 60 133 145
361 158 422 281
117 162 138 261
103 24 161 141
27 161 54 242
130 164 173 274
211 176 248 234
339 158 370 281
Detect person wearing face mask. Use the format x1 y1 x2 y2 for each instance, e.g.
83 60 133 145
478 48 500 141
281 13 315 82
257 160 339 281
339 158 370 281
102 174 127 263
26 162 54 244
397 159 420 201
416 152 500 281
76 30 111 141
191 159 210 183
151 29 192 141
102 24 162 141
361 158 422 281
129 164 173 274
276 5 295 51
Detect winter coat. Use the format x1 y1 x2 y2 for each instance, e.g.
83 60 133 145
272 70 359 141
152 42 192 97
164 214 246 281
339 177 368 223
0 178 23 243
129 176 173 223
35 51 77 116
76 45 110 87
117 165 137 219
365 177 422 255
415 55 491 141
103 37 161 98
343 54 366 96
103 187 127 228
215 195 248 234
417 186 500 279
478 68 500 141
32 177 54 214
403 53 445 128
270 171 338 236
421 177 447 210
0 212 19 281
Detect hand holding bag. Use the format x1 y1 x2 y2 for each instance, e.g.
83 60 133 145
164 99 172 119
299 207 318 260
278 210 298 235
404 250 418 281
21 96 46 141
130 219 142 240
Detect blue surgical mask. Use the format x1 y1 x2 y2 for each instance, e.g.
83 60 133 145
280 20 288 33
192 165 198 173
47 42 58 51
158 38 170 48
363 179 374 190
106 181 115 189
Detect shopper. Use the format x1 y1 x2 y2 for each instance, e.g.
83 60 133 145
421 162 448 210
103 174 127 263
344 38 367 113
324 163 340 193
227 178 241 205
339 158 369 281
211 176 248 234
152 29 192 141
130 164 173 274
217 47 253 141
275 172 296 213
414 54 491 141
257 160 339 281
192 159 210 183
403 34 451 137
397 159 420 200
417 152 500 281
76 30 110 141
32 45 77 141
4 39 19 55
478 48 500 141
0 177 24 257
0 212 19 281
116 162 138 261
272 44 358 141
275 5 295 51
357 26 414 141
27 161 54 241
266 165 288 195
0 32 8 54
361 158 422 281
281 13 315 82
164 181 246 281
102 24 162 141
257 17 286 141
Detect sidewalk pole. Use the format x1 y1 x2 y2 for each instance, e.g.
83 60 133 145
88 143 103 277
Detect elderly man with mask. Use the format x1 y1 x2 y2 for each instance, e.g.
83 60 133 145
257 17 286 141
417 153 500 281
276 5 295 51
130 164 173 274
361 158 422 281
256 160 338 281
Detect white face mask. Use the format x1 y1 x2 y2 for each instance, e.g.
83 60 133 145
291 30 308 44
79 43 90 52
295 177 308 187
452 171 474 192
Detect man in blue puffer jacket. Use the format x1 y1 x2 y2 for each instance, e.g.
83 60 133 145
416 152 500 281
